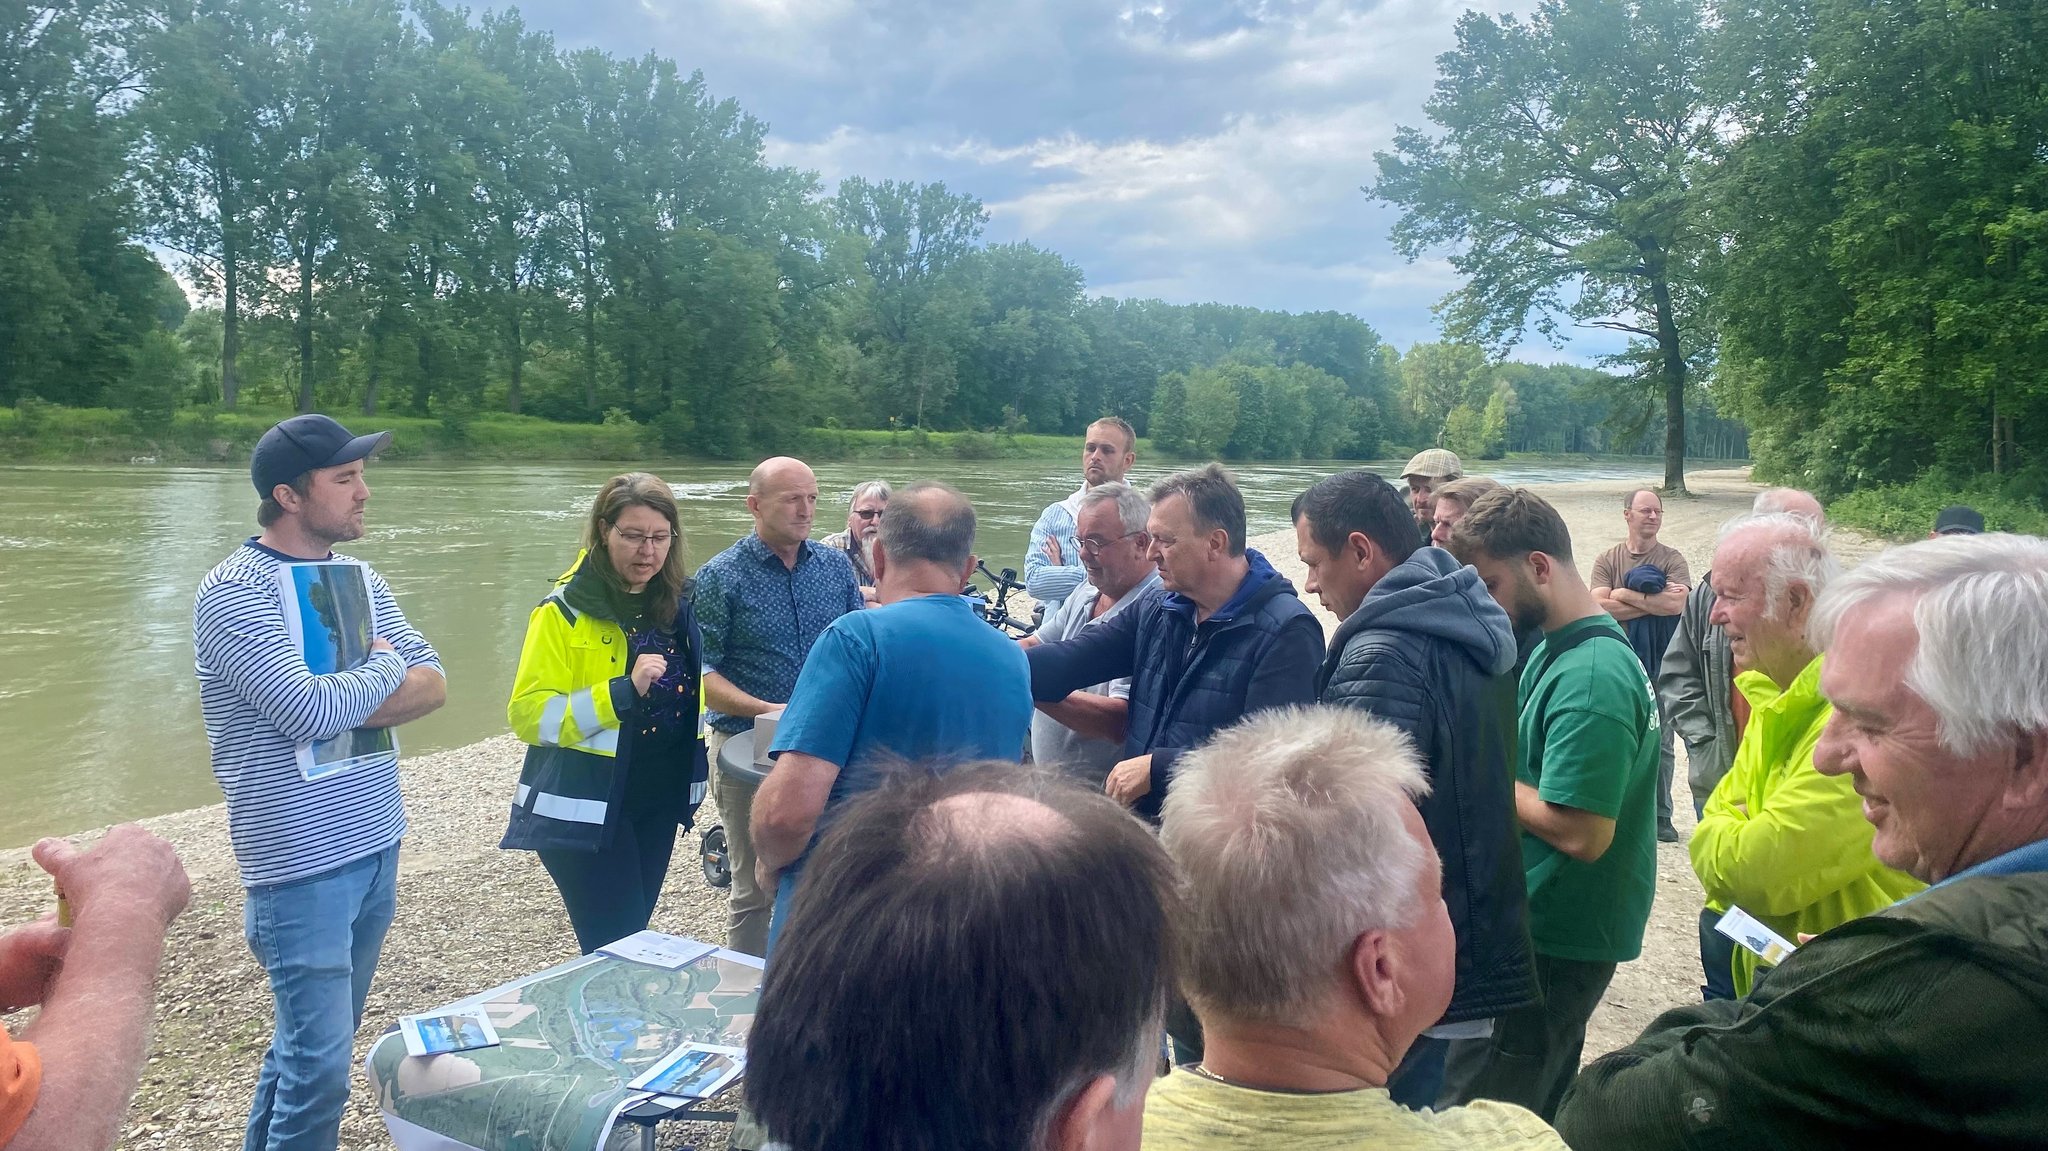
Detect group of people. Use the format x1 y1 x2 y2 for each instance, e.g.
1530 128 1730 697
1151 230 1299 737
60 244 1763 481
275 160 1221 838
0 409 2042 1151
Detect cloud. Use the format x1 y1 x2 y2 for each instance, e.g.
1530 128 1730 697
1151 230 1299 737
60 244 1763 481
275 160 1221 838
515 0 1617 361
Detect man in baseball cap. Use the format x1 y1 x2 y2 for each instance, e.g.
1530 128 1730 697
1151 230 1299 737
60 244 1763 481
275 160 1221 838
250 414 393 501
1931 505 1985 537
1402 448 1465 545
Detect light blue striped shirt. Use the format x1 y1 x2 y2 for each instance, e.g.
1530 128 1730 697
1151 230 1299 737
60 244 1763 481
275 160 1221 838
193 540 441 887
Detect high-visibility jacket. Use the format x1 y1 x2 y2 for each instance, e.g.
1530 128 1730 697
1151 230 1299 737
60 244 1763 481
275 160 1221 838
502 553 707 852
1691 655 1924 993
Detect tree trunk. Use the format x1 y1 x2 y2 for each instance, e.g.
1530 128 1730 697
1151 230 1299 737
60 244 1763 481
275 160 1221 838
506 295 523 415
218 151 240 411
295 229 316 413
364 317 385 416
580 213 599 413
1650 276 1688 494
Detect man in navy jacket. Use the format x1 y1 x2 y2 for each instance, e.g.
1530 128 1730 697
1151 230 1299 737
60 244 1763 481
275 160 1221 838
1028 464 1324 825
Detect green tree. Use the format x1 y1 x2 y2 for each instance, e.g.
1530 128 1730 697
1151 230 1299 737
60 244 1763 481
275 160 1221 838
834 177 988 427
1399 342 1488 445
1373 0 1722 492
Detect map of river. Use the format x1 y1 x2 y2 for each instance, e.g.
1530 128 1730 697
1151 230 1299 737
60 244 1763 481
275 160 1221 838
366 946 763 1151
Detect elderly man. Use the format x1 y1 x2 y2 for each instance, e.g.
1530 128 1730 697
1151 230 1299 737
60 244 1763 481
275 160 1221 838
692 456 864 958
1658 488 1825 1002
1024 482 1161 785
1558 533 2048 1148
1442 489 1660 1120
0 825 190 1151
1027 464 1323 824
194 414 445 1151
1690 513 1922 997
752 482 1033 951
1145 706 1565 1149
1591 488 1690 842
1293 471 1532 1111
1025 417 1139 605
819 479 889 601
748 763 1177 1151
1401 448 1464 544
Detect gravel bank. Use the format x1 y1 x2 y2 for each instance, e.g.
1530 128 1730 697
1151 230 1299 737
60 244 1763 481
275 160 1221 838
0 466 1879 1150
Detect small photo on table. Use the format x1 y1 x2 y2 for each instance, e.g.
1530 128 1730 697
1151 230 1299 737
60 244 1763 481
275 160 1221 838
629 1043 746 1101
401 1009 500 1058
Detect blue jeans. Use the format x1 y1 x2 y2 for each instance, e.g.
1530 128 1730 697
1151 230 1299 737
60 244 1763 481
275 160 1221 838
241 844 400 1151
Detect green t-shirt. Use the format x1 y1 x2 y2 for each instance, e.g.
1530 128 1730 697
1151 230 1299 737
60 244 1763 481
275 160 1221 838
1517 614 1659 962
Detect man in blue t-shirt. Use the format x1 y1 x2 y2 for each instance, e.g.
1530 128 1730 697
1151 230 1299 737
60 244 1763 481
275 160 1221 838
752 482 1034 952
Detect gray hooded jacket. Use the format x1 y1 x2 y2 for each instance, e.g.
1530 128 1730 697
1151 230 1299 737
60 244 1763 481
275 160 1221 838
1317 546 1538 1023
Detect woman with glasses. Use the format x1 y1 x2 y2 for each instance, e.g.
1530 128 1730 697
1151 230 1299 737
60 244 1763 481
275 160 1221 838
503 473 709 952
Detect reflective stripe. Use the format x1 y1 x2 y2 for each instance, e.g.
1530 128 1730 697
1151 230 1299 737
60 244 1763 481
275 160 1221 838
531 792 608 825
573 728 618 755
568 688 603 742
689 780 707 806
539 697 568 746
514 784 532 807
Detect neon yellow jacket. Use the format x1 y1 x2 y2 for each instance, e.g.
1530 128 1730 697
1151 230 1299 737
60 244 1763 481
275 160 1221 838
1690 655 1925 994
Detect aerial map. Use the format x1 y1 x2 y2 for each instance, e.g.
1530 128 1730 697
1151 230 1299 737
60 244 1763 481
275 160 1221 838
367 947 763 1151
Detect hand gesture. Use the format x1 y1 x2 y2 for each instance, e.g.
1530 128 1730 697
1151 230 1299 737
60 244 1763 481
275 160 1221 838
34 823 191 932
1104 754 1153 807
1041 535 1064 565
370 637 396 654
0 919 69 1012
631 653 669 696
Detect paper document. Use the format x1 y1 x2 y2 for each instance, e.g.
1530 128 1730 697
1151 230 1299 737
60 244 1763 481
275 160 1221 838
629 1043 745 1101
400 1008 500 1057
276 560 398 781
597 931 719 970
1714 906 1799 966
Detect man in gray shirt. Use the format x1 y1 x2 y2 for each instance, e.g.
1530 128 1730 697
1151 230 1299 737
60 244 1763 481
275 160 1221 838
1023 482 1161 785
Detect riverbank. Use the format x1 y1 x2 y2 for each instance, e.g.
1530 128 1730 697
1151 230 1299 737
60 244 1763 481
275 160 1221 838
0 467 1878 1150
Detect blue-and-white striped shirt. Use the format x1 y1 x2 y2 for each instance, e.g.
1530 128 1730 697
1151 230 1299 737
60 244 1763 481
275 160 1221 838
193 540 441 887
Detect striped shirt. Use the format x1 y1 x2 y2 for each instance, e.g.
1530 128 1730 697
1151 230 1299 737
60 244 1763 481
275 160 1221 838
193 540 441 887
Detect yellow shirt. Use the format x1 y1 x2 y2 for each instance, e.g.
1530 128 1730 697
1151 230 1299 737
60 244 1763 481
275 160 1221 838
1142 1066 1568 1150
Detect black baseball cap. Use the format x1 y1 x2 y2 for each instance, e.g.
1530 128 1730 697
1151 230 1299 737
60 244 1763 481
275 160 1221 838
250 415 392 495
1933 505 1985 536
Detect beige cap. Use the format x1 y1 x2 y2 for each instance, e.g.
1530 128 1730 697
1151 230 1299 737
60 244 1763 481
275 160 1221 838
1401 448 1464 481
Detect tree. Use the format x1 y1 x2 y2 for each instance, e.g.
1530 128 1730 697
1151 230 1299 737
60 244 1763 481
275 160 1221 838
1399 341 1489 445
1372 0 1722 492
833 177 988 426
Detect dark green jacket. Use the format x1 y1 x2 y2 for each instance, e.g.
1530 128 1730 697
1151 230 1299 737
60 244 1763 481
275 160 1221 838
1557 871 2048 1149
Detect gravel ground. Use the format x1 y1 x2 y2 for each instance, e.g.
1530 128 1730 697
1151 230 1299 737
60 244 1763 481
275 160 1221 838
0 467 1880 1150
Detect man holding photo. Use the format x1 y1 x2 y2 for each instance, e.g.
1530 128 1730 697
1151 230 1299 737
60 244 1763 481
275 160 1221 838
193 414 445 1151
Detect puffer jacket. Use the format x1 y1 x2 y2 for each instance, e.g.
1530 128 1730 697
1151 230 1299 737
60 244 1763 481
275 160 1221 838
1657 575 1739 806
502 551 708 852
1316 546 1537 1024
1691 655 1924 994
1558 867 2048 1150
1027 549 1324 822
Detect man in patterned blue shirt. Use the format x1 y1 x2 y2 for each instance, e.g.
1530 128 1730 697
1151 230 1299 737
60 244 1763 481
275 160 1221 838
693 456 863 957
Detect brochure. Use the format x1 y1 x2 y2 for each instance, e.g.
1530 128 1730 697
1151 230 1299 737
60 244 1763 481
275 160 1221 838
596 931 719 970
628 1043 745 1101
276 559 397 781
400 1008 500 1057
1714 905 1800 966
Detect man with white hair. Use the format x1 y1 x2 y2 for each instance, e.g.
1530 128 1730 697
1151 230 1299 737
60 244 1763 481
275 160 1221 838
1558 533 2048 1148
1146 706 1566 1150
819 479 889 602
1688 513 1921 997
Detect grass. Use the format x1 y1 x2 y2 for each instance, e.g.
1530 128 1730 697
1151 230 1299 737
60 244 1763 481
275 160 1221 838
1826 473 2048 540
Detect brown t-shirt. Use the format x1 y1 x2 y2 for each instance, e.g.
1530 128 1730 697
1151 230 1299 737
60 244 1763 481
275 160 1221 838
1591 540 1690 591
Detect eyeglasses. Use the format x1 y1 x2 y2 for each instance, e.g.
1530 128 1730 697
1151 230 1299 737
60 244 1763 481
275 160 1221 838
853 508 884 520
614 530 674 551
1077 531 1141 555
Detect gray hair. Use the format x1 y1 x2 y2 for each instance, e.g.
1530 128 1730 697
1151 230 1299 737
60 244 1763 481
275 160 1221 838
1718 511 1840 622
1753 487 1822 520
1078 481 1148 536
1151 463 1247 555
877 481 975 569
1160 706 1431 1026
1810 533 2048 755
847 479 891 505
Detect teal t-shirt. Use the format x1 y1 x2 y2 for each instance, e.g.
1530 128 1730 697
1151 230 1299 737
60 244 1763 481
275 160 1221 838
1518 614 1659 962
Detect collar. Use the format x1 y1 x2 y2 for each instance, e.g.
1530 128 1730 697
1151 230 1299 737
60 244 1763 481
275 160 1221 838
743 533 813 569
1934 837 2048 890
246 536 332 563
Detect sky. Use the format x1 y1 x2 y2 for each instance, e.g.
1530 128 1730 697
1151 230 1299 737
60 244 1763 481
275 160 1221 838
504 0 1624 362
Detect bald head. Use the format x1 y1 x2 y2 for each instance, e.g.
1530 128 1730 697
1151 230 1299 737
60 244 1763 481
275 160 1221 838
1753 487 1824 521
746 456 819 549
916 791 1075 863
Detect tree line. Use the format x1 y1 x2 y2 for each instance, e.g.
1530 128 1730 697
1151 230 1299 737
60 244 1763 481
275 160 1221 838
5 0 1754 464
1373 0 2044 500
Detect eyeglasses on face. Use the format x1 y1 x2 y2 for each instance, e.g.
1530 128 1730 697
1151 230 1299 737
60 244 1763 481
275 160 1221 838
1077 530 1141 555
853 508 884 520
614 529 674 550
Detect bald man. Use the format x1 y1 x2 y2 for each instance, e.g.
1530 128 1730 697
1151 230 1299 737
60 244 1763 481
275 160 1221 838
692 456 864 958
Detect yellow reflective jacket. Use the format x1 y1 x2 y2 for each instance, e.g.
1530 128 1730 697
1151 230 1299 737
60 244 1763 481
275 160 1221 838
1691 655 1925 994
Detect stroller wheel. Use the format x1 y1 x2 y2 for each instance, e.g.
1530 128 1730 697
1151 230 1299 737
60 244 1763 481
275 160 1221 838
701 824 732 888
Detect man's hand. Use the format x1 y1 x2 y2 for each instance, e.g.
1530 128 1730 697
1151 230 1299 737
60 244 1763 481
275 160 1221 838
1017 633 1042 650
0 918 69 1012
631 653 669 696
754 860 778 900
370 636 396 654
1041 535 1064 565
1105 754 1153 807
33 824 190 932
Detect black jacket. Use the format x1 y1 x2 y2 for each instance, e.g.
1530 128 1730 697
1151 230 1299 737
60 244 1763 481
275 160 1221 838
1318 547 1538 1024
1028 549 1324 822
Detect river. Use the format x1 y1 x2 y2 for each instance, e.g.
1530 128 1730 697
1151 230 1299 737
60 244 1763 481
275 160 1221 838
0 455 1665 844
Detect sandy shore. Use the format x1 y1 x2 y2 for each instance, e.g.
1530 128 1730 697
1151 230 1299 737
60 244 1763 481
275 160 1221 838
0 467 1880 1150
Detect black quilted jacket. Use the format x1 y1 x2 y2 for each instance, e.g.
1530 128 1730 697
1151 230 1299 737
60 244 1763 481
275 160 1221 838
1318 546 1538 1024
